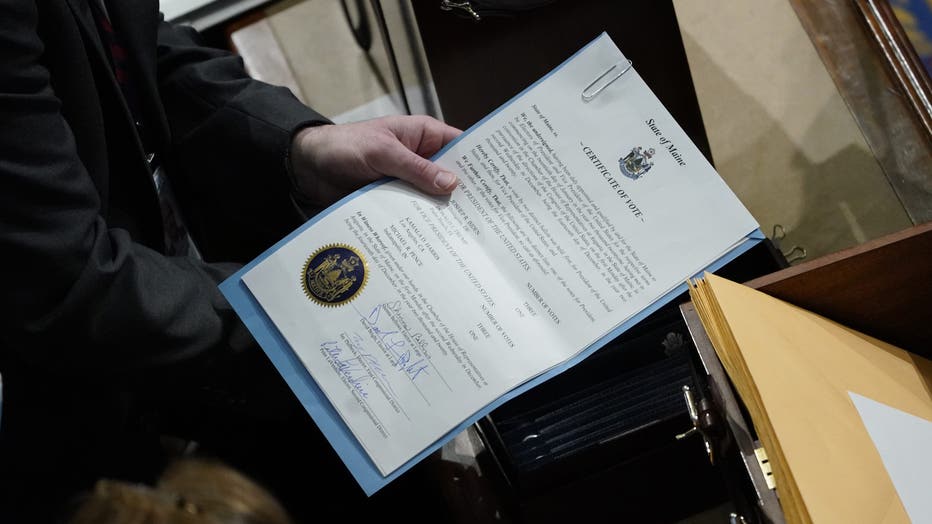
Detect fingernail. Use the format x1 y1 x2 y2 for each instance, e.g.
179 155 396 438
434 170 457 190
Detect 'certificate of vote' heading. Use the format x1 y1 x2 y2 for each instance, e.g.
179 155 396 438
231 33 760 489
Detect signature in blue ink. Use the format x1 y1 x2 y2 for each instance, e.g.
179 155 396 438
402 358 429 381
344 375 369 398
354 302 429 382
361 301 402 326
410 332 429 350
344 334 382 371
393 350 428 380
345 333 403 401
361 303 407 353
320 340 371 399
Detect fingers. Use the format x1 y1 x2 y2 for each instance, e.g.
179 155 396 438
293 115 463 198
368 137 459 195
384 115 463 156
429 118 463 148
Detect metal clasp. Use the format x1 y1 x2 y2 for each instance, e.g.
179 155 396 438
675 385 721 464
440 0 481 21
581 59 633 102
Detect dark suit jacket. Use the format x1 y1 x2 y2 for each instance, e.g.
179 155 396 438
0 0 329 519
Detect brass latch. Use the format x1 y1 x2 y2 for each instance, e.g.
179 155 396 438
754 446 776 489
675 385 722 464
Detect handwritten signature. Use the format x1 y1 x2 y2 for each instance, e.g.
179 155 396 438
357 302 429 382
321 340 374 398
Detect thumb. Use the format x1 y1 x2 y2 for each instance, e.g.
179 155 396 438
370 140 459 195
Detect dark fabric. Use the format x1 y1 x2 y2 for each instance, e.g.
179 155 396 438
0 0 330 520
89 0 150 145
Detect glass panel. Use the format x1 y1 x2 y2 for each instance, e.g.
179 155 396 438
673 0 932 263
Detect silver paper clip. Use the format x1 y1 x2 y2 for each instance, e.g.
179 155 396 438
581 59 633 102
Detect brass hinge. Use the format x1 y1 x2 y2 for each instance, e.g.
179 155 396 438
754 446 776 489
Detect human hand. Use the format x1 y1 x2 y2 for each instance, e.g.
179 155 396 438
289 115 462 209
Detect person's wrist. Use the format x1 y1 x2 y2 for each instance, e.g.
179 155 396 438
288 124 329 201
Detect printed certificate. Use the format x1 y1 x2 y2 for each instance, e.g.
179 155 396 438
222 33 762 494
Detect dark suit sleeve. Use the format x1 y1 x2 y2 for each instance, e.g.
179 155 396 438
0 0 255 380
155 18 331 261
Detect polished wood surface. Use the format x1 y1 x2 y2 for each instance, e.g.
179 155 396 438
746 221 932 357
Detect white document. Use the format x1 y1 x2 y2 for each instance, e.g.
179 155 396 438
850 392 932 523
241 33 759 476
159 0 214 21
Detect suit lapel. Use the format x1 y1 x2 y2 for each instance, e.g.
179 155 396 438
107 0 171 151
63 0 150 162
62 0 166 250
62 0 110 76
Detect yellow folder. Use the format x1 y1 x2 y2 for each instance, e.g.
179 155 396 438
688 273 932 524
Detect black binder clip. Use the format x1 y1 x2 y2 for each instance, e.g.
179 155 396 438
581 59 634 102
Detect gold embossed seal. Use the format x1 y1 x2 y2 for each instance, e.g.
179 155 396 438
301 243 368 307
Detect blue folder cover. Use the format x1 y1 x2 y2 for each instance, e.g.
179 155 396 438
219 33 764 496
220 230 761 495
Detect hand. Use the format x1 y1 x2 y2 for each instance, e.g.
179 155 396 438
289 115 462 209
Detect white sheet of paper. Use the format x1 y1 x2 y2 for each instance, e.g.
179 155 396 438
242 33 759 475
159 0 214 21
850 392 932 522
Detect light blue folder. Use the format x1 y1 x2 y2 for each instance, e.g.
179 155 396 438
220 33 765 496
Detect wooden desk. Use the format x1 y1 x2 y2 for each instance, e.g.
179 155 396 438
747 221 932 359
677 221 932 523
